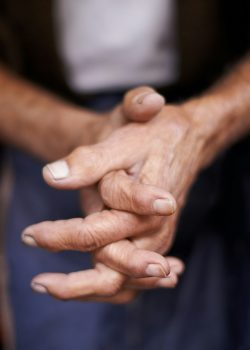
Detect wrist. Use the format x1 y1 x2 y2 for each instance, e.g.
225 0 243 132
151 104 207 176
181 96 227 169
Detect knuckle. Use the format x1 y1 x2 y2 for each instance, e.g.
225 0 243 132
84 153 99 173
68 218 101 252
139 172 153 185
71 146 86 160
73 217 106 252
129 251 147 276
131 184 147 212
118 185 131 209
102 275 123 297
79 227 99 251
108 243 137 274
72 147 103 174
131 184 161 214
99 173 115 205
148 216 164 231
110 209 131 229
101 173 130 209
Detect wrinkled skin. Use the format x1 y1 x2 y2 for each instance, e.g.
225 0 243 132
23 102 204 302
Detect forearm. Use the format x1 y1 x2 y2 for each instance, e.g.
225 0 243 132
184 55 250 168
0 66 101 161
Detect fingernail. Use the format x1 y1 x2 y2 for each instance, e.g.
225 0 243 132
45 160 69 180
31 282 48 294
153 198 176 215
21 231 37 247
142 93 165 106
135 92 165 105
145 264 167 278
157 274 178 288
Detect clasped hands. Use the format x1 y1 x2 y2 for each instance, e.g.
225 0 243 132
22 86 205 303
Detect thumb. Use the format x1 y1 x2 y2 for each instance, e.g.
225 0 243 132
42 143 129 190
122 86 165 122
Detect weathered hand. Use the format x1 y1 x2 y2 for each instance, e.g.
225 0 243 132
22 87 185 302
22 101 205 302
21 56 250 302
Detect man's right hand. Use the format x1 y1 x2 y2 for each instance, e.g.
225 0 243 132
22 100 198 303
0 67 183 302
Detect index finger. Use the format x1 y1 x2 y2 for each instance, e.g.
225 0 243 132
21 209 162 252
